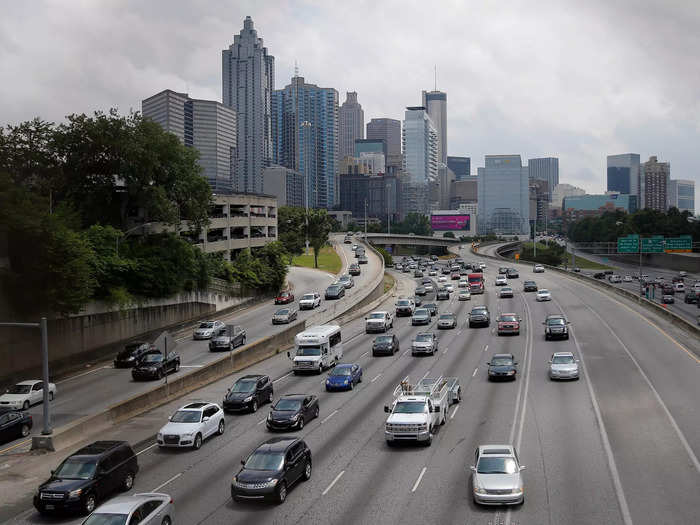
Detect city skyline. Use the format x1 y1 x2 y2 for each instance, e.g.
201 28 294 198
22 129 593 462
1 1 699 197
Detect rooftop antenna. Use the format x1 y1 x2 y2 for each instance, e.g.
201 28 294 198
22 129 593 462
434 65 437 91
294 60 299 77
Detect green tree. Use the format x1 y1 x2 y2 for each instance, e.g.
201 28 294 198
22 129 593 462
443 231 455 238
278 206 307 256
394 213 432 236
306 209 334 269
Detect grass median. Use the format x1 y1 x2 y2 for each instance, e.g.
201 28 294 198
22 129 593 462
564 252 614 270
292 245 342 274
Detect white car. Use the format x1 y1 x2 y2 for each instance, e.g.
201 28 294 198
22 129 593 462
0 380 56 410
429 270 437 276
459 290 471 301
608 275 622 283
495 276 507 286
299 292 321 310
438 276 447 283
193 320 225 340
157 401 225 449
458 279 469 288
623 275 633 282
674 282 685 292
445 284 454 293
536 289 552 301
424 283 434 292
533 264 545 273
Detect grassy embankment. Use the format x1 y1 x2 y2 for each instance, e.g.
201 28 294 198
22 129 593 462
291 245 343 274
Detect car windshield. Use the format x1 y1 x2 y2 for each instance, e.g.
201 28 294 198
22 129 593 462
297 346 321 356
141 353 163 363
275 309 289 315
245 451 285 471
7 384 31 394
491 357 514 366
328 286 340 292
397 300 410 306
331 367 352 377
415 334 433 342
393 402 426 414
440 314 454 320
415 309 429 316
199 322 215 329
302 294 316 301
278 292 290 297
82 514 128 525
499 315 518 322
369 313 385 319
539 289 549 294
231 380 257 393
468 276 481 283
552 355 575 364
170 410 201 423
502 288 512 292
477 457 517 474
547 318 565 325
54 459 97 480
375 336 392 344
274 399 302 411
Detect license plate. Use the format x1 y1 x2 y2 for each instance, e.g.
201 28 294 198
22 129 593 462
45 505 55 510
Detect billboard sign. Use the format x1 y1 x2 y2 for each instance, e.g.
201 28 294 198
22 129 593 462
431 214 470 231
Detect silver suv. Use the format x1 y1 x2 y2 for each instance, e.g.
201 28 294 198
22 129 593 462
471 444 525 505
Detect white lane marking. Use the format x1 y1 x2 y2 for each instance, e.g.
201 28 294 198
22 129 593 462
321 409 338 424
411 467 427 492
180 365 203 368
514 296 534 450
152 472 182 492
420 369 431 381
136 443 158 456
472 368 478 377
450 405 460 419
322 470 345 496
507 294 532 447
360 351 369 358
257 418 266 426
56 366 111 384
402 350 409 357
273 372 293 383
371 374 382 383
484 344 488 353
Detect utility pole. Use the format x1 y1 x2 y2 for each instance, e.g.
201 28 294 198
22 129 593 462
364 198 368 240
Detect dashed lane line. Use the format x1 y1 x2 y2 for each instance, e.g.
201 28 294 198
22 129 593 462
411 467 427 492
472 368 478 377
321 409 339 424
152 472 182 492
136 443 158 456
56 365 111 384
322 470 345 496
450 405 460 419
371 374 382 383
273 372 293 384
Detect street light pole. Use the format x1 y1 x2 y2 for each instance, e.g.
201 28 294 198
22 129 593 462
364 198 368 240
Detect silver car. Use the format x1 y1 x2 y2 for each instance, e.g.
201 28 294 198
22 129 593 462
193 320 225 339
549 352 580 380
82 493 174 524
272 307 298 324
437 313 457 329
411 332 438 356
471 444 525 505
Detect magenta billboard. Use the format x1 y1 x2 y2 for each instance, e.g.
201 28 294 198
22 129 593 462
431 214 471 231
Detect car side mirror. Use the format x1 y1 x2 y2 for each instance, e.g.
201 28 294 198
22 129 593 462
384 405 390 413
548 360 552 364
50 469 55 475
168 416 172 421
469 466 476 472
202 416 210 422
486 362 491 365
286 351 291 359
241 459 246 466
520 465 527 471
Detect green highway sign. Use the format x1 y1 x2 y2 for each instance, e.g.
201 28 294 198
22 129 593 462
665 235 692 253
641 236 665 253
617 234 639 253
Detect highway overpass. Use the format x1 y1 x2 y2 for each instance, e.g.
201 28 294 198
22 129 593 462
361 232 462 249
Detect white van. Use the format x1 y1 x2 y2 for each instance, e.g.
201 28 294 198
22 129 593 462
289 324 343 374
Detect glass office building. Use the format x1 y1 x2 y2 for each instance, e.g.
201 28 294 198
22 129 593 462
477 155 530 235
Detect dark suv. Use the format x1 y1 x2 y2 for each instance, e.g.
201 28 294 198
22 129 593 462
223 374 274 413
34 441 138 515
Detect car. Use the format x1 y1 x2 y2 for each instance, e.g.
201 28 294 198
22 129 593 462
593 272 606 279
299 292 321 310
411 332 438 356
671 276 684 283
623 275 633 282
415 285 427 296
131 350 180 380
372 334 399 356
209 325 246 351
499 287 514 298
157 402 225 449
544 314 570 340
437 312 457 329
326 363 363 391
497 313 521 336
438 275 447 283
549 352 580 380
266 394 319 431
522 280 537 292
352 244 358 251
468 306 490 327
536 289 552 301
459 290 471 301
193 320 225 339
113 342 156 368
34 441 139 515
604 270 614 275
662 294 675 304
338 275 355 289
684 291 698 304
423 302 438 316
458 279 469 288
424 283 434 292
506 268 519 279
395 264 403 271
81 492 174 525
679 270 687 277
325 284 346 300
674 282 685 293
414 269 424 278
436 287 450 301
661 283 674 295
349 263 361 276
471 444 525 505
223 375 274 413
533 264 545 273
412 308 431 325
358 255 369 264
413 295 423 307
402 266 411 273
274 291 295 305
343 237 352 244
498 267 508 274
231 437 312 504
365 311 393 333
487 353 518 381
428 270 437 276
495 276 507 286
608 274 622 283
451 272 460 280
0 380 57 411
272 307 298 324
422 278 432 285
0 407 33 443
573 267 581 272
395 297 415 317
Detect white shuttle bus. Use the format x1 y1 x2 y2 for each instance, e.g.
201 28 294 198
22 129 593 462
289 324 343 374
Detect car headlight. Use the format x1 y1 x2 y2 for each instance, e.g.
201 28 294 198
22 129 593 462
507 370 515 375
157 433 163 440
181 433 193 439
343 379 349 384
291 414 300 421
473 484 486 495
68 489 82 499
267 413 272 421
511 487 523 494
244 396 253 403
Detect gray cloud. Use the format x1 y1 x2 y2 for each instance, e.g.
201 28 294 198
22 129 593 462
1 0 698 199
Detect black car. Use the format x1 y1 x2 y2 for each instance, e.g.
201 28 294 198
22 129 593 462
266 394 319 431
487 353 518 381
113 342 155 368
593 272 606 279
544 314 570 340
684 291 698 304
349 263 361 276
372 334 399 356
0 407 32 443
468 306 490 327
223 375 273 413
325 284 346 300
506 268 519 279
131 350 180 381
231 437 311 504
423 302 438 316
34 441 138 515
358 255 369 264
523 280 538 292
209 325 247 351
436 288 450 301
662 294 675 304
413 295 423 307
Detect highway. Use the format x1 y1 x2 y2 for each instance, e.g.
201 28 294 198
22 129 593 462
0 237 382 456
2 246 699 525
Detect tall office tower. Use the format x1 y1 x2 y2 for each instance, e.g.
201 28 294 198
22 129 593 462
551 183 586 209
447 156 471 180
528 157 559 200
367 118 401 169
339 92 364 160
271 76 339 209
640 156 670 212
142 90 236 194
402 106 438 184
477 155 530 235
422 91 447 165
607 153 640 196
222 16 275 194
668 179 695 213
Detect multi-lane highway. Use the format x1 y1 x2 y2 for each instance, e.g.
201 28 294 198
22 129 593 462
2 246 699 525
0 238 382 455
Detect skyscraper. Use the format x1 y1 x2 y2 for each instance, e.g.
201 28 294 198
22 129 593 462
402 106 438 184
551 183 586 209
447 156 471 180
367 118 401 169
668 180 695 213
528 157 559 200
271 76 339 209
422 91 447 165
339 92 364 160
477 155 530 235
607 153 640 196
222 16 275 194
142 90 236 194
640 156 670 212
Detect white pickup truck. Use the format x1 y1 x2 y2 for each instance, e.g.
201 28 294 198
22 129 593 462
365 311 393 333
384 376 451 446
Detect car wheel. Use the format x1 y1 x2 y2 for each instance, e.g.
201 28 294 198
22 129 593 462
349 381 354 390
218 419 225 435
303 460 312 481
158 369 164 380
22 400 30 410
242 336 247 345
314 406 319 419
317 363 323 375
48 392 54 402
122 471 134 491
297 417 304 430
83 493 96 515
161 518 172 525
174 361 180 373
372 351 377 357
358 374 362 383
456 388 462 403
193 433 202 450
20 424 30 437
268 390 273 404
276 481 287 504
251 399 258 413
565 334 570 340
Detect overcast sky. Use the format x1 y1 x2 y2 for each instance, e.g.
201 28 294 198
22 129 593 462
1 0 698 198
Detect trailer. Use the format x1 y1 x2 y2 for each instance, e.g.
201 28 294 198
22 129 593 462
415 377 461 405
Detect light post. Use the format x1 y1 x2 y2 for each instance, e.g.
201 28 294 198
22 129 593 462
617 220 643 296
364 198 368 240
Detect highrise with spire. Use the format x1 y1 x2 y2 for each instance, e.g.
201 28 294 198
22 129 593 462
339 92 364 160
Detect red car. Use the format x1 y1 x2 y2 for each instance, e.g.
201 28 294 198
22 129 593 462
451 273 460 280
497 313 521 336
274 291 295 305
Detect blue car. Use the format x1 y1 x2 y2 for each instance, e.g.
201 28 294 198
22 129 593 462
325 364 363 391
